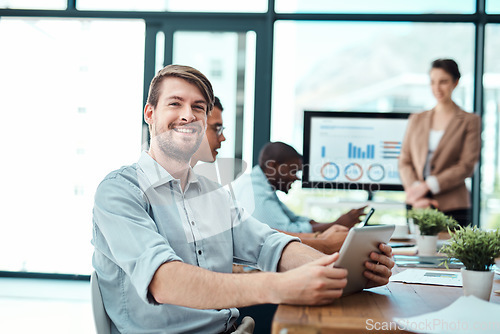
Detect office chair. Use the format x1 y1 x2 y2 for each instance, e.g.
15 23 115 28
90 271 112 334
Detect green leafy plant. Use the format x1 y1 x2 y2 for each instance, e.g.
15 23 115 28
408 208 459 236
440 226 500 271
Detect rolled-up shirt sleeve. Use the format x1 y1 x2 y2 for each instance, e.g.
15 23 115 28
92 173 182 304
230 199 299 272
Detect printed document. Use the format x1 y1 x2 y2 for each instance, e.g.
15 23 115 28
390 268 462 287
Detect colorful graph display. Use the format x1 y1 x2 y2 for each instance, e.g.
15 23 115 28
381 141 402 159
303 111 410 190
348 143 375 159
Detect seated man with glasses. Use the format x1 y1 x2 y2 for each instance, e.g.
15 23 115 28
191 96 226 165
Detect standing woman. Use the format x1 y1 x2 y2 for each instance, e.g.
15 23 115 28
399 59 481 227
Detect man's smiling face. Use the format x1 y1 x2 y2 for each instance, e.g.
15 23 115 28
146 77 208 162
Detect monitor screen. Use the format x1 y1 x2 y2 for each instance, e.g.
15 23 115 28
302 111 410 191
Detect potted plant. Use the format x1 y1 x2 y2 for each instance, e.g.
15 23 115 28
407 208 458 256
440 226 500 301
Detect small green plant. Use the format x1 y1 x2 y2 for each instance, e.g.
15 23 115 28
408 208 459 236
440 226 500 271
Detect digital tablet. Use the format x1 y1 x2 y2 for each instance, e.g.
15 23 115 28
333 224 395 296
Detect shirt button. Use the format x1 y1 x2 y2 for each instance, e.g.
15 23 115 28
198 250 202 255
191 221 195 226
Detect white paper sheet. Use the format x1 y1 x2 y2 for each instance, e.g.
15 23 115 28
390 268 462 287
393 296 500 334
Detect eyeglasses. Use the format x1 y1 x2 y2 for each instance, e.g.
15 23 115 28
208 124 225 136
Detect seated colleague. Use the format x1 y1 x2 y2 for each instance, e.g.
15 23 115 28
91 65 394 333
232 141 366 234
191 95 226 165
191 98 349 254
282 224 349 255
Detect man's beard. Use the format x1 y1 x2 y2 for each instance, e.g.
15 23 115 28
153 121 204 163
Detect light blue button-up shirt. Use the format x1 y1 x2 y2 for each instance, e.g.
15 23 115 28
92 152 297 334
233 166 313 233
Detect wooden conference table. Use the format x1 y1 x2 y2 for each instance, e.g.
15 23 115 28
272 267 500 334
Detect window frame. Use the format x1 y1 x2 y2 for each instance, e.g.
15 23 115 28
1 0 499 279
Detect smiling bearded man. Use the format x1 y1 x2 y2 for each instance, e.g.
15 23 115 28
147 77 207 165
91 64 394 334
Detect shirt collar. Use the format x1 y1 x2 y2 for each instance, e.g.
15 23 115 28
138 151 200 189
185 167 201 190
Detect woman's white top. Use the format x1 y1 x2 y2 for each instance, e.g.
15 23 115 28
428 129 445 152
423 129 445 193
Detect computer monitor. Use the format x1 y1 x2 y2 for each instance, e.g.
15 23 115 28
302 111 411 191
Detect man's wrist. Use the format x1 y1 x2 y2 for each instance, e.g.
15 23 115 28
267 272 285 304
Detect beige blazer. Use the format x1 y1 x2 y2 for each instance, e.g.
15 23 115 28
398 108 481 212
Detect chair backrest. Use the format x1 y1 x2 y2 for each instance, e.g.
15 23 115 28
90 271 112 334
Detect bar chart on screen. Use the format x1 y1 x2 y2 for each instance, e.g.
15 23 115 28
347 142 375 159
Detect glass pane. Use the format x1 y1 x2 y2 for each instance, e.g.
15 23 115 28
77 0 267 12
166 0 266 12
77 0 165 11
155 31 165 73
0 0 66 9
272 21 474 150
173 31 256 167
481 24 500 229
271 21 474 216
276 0 475 14
487 0 500 13
0 18 145 275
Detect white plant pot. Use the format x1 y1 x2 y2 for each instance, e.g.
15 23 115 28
416 234 438 256
461 268 494 301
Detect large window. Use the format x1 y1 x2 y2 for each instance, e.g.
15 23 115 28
77 0 267 12
481 24 500 229
0 0 66 9
275 0 476 14
271 21 475 151
271 20 476 224
172 31 256 166
0 0 499 277
0 18 145 275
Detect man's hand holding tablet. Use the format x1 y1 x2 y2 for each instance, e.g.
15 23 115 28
271 224 395 305
333 225 395 296
363 242 394 289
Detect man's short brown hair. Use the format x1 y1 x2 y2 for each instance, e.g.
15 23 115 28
146 64 214 114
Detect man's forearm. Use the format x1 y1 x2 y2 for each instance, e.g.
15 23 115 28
150 244 349 310
277 241 325 272
149 261 282 309
310 220 336 232
278 231 343 254
299 238 331 254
